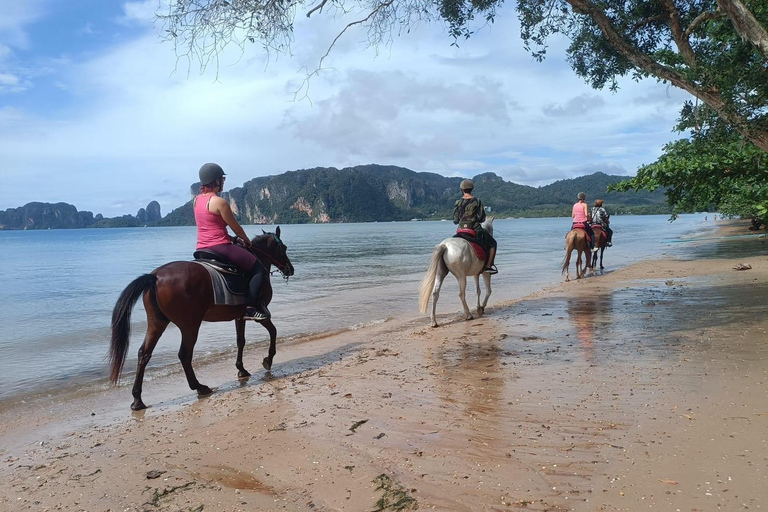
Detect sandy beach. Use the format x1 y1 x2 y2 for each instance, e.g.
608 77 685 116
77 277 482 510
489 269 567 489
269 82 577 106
1 223 766 512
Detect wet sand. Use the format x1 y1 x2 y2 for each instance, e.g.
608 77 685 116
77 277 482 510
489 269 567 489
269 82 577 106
1 225 767 511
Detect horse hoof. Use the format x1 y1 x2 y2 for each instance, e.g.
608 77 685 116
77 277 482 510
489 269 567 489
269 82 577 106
465 316 474 321
262 358 272 371
477 307 484 316
431 322 439 328
131 400 147 411
238 369 251 379
197 385 213 396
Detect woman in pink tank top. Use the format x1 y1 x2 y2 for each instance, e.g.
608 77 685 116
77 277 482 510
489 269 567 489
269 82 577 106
194 163 270 321
572 192 596 252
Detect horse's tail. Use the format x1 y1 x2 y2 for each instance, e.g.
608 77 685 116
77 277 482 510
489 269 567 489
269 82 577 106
109 273 157 384
419 244 446 314
561 231 574 275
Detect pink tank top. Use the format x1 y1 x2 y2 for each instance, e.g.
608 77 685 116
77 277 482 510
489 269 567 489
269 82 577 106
194 194 232 249
572 202 587 223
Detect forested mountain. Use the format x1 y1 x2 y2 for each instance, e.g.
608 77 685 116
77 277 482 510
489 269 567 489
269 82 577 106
160 165 668 226
1 166 669 230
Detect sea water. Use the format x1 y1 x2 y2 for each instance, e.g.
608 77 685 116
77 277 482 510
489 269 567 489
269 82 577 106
0 215 716 402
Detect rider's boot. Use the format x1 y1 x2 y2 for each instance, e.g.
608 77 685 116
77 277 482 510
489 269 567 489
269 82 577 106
243 261 270 321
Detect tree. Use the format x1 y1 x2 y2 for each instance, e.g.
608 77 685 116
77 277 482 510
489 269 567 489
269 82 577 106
515 0 768 153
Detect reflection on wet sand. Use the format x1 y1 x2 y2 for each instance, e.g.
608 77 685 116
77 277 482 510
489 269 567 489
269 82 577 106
566 295 614 364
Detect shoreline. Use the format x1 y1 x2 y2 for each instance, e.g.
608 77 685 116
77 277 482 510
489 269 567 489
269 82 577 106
1 222 766 511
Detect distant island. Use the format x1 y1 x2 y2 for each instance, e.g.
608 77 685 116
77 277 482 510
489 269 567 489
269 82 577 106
0 165 669 230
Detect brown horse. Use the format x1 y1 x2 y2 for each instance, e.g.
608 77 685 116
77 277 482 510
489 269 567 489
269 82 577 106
591 225 608 271
561 228 592 281
108 228 294 410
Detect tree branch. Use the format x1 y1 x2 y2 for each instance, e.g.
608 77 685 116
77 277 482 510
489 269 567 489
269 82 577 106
566 0 768 153
684 10 726 38
716 0 768 60
659 0 696 66
306 0 328 18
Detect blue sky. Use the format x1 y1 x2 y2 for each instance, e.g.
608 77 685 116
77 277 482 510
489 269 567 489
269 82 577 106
0 1 690 217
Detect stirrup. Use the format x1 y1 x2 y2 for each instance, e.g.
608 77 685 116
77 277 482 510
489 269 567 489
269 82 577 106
244 305 270 321
484 265 498 275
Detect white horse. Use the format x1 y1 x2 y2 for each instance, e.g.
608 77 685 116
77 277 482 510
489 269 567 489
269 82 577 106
418 218 494 327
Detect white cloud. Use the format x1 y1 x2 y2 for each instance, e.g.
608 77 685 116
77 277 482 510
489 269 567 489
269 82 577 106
122 0 161 24
0 1 48 49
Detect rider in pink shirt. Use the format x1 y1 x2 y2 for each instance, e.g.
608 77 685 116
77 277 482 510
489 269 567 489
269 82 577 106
572 192 597 252
194 163 270 321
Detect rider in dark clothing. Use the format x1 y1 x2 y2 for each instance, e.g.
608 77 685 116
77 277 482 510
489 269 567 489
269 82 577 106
453 179 498 274
591 199 613 247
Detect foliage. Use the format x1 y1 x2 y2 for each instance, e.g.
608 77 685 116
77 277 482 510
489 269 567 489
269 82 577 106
612 126 768 222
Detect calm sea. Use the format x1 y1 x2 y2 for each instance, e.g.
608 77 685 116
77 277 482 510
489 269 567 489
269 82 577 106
0 215 716 402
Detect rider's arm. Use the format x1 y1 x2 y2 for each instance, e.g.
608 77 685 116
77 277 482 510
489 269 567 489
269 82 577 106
477 199 486 223
583 202 591 222
209 196 251 246
453 200 461 225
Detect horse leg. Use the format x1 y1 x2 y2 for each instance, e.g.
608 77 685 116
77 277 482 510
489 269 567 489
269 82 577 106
260 319 278 371
235 318 250 378
458 276 473 321
479 272 492 315
177 324 212 396
474 274 482 315
430 262 449 328
575 251 582 279
600 248 605 270
130 315 169 411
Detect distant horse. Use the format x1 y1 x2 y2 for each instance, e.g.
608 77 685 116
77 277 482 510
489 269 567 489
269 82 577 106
108 228 294 410
561 227 592 281
418 218 494 327
591 225 608 271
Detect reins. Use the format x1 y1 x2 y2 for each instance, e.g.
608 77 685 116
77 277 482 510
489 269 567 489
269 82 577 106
245 234 290 280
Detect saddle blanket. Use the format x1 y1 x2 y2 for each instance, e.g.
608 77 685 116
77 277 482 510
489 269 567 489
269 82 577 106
453 229 487 262
194 261 248 306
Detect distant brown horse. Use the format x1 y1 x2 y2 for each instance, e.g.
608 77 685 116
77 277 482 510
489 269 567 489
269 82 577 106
591 225 608 271
561 228 592 281
108 228 294 410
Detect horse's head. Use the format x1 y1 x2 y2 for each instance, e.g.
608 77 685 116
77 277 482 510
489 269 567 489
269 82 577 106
481 216 494 237
250 226 295 279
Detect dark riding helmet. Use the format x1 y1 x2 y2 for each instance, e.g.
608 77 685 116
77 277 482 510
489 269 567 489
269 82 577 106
199 163 226 186
460 179 474 191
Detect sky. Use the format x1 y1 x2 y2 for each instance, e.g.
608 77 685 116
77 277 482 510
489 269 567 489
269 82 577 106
0 0 692 218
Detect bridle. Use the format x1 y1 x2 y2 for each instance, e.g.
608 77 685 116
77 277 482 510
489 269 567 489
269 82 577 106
246 234 291 280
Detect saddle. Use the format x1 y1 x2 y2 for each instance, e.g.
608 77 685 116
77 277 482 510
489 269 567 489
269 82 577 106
192 250 248 305
591 224 604 234
453 228 488 262
569 222 592 245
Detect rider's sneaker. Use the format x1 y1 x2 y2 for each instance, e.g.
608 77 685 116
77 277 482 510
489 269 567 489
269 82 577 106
591 246 599 252
484 265 498 275
244 304 271 321
607 242 612 247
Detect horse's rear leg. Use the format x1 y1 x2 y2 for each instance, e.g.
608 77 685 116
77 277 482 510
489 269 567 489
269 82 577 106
458 276 473 321
478 272 492 315
177 324 211 396
235 319 250 378
131 300 170 411
430 263 449 328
